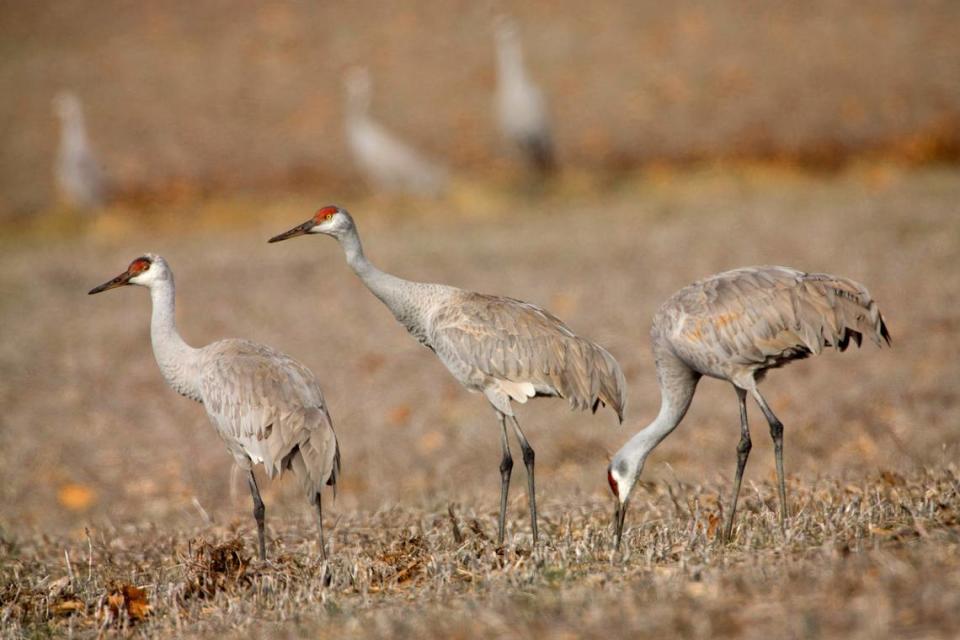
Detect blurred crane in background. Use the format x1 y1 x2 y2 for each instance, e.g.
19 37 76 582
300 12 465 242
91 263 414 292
494 16 555 175
89 255 341 561
607 266 890 550
53 91 106 210
343 67 449 197
270 206 626 545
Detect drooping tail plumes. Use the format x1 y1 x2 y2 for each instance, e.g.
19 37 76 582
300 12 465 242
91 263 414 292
792 272 891 354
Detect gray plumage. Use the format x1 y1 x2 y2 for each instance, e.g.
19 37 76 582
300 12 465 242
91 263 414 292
343 67 449 197
88 254 340 560
53 91 106 210
494 16 555 174
609 266 890 549
270 206 625 545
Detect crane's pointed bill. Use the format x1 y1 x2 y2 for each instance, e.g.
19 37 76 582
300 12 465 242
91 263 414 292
88 271 133 295
613 501 628 551
269 219 315 243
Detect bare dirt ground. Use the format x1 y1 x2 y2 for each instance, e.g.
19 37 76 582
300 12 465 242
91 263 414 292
1 165 959 637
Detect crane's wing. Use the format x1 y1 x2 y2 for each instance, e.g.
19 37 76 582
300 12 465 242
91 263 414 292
199 340 340 497
664 266 890 375
430 292 625 420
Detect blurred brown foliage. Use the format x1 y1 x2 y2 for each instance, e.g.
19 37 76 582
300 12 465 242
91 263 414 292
2 1 959 213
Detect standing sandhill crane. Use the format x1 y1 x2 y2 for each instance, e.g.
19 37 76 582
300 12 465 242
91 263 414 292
343 67 449 197
608 266 890 549
89 254 340 561
493 16 555 175
270 206 625 544
54 91 106 210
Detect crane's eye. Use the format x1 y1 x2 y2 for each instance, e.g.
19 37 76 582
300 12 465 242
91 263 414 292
325 213 334 221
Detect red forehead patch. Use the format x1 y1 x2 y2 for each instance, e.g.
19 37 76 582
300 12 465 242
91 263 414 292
313 206 338 222
607 468 619 497
128 258 151 274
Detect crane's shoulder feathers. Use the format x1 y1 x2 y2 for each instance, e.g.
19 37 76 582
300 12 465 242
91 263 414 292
428 292 626 419
196 339 338 487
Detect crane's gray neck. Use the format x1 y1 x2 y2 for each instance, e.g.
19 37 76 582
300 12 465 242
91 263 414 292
496 35 526 87
618 362 699 470
336 225 432 343
148 276 203 402
60 111 90 156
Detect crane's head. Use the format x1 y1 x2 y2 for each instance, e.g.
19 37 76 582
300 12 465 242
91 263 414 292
53 91 82 122
608 452 644 552
88 254 169 294
268 205 355 243
343 67 372 112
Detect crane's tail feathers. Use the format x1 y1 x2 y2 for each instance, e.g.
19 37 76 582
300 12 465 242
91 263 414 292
561 339 626 422
286 420 341 505
796 273 891 355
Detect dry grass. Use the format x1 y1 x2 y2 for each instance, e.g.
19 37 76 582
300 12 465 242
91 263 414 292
2 468 959 638
1 165 959 637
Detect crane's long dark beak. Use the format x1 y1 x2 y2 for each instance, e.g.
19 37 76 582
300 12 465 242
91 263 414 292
88 270 133 295
269 219 315 243
613 501 628 551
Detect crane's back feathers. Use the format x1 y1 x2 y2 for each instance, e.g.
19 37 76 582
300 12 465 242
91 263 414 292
198 340 340 500
657 266 890 384
430 292 626 419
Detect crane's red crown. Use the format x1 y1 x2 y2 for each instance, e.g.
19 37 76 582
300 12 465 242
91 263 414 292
313 206 339 223
128 257 152 274
607 467 619 497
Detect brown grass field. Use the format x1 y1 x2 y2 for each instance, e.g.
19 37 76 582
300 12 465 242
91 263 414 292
1 165 959 637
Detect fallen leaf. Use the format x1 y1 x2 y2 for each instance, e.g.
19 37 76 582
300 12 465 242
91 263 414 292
51 599 84 616
58 484 95 511
101 584 151 625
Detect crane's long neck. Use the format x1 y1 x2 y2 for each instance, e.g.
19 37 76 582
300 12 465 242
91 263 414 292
148 276 203 402
496 35 527 88
60 111 90 156
337 226 432 342
619 360 699 469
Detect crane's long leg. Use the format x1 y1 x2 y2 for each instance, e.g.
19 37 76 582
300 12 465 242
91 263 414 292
496 411 514 545
722 387 752 542
750 388 787 532
509 416 538 545
316 491 327 561
246 470 267 561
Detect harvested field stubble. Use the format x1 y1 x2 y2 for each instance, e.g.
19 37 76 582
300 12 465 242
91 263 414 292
1 166 959 637
2 468 959 638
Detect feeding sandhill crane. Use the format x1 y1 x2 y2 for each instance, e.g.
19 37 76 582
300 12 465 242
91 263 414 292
608 266 890 550
270 206 625 545
493 16 555 174
89 254 340 561
343 67 449 197
54 91 106 210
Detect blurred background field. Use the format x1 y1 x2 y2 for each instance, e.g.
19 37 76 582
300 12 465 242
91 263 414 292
2 1 960 214
1 2 960 638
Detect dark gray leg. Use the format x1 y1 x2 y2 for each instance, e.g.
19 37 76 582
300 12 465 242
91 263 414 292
751 388 788 532
496 412 514 545
247 470 267 561
722 387 751 542
316 491 327 561
510 416 538 544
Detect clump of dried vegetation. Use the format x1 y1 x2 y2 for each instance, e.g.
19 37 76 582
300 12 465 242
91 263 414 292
2 467 958 638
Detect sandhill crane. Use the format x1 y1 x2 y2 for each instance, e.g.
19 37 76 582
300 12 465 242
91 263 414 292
270 206 625 545
343 67 449 197
608 266 890 549
493 16 555 174
89 254 340 561
53 91 106 210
